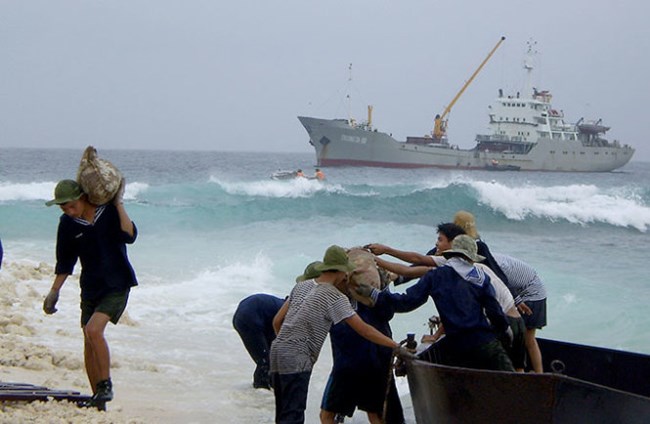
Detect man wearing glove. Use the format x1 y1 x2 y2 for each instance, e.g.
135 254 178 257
359 235 514 372
44 178 137 409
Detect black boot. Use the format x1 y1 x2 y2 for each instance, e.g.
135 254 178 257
94 379 113 402
253 364 271 389
77 379 113 410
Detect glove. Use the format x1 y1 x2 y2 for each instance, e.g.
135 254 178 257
113 178 126 206
393 346 417 358
43 289 59 314
354 282 375 298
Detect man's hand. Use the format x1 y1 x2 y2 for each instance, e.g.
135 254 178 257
517 302 533 315
354 282 375 298
364 243 388 255
43 289 59 314
113 178 126 206
393 346 416 357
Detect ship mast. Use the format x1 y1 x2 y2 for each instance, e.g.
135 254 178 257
523 39 537 99
347 63 353 125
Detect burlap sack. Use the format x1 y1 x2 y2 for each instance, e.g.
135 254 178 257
76 146 123 205
346 247 388 307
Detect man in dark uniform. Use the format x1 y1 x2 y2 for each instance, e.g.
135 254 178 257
233 293 285 389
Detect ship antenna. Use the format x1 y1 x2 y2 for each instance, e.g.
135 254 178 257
523 39 537 98
347 63 353 125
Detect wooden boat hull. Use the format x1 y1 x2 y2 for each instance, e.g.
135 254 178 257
403 338 650 424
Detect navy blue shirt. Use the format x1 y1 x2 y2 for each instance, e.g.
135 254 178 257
329 301 395 373
55 204 137 301
378 265 508 351
233 293 285 342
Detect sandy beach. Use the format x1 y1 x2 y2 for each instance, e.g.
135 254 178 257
0 260 199 424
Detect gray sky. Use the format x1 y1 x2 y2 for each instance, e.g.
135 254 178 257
2 0 649 162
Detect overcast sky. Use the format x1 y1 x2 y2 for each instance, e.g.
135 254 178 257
2 0 648 161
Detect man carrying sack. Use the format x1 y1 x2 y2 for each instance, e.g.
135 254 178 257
43 177 137 409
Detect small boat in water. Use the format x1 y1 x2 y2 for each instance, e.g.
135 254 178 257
485 160 521 171
270 170 299 180
400 337 650 424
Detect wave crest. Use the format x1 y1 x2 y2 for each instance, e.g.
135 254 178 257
470 181 650 232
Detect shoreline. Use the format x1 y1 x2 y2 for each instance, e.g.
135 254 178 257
0 260 199 423
0 258 414 423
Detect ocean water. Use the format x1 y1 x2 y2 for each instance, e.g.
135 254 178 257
1 147 650 423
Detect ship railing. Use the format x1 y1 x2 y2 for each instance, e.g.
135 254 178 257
476 134 510 142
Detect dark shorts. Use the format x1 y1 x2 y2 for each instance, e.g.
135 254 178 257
80 290 130 327
321 369 388 417
271 371 311 424
522 299 547 329
451 339 514 372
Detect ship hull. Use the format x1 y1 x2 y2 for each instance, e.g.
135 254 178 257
298 116 634 172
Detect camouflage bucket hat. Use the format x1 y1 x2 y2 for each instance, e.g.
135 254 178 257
295 261 323 282
441 234 486 262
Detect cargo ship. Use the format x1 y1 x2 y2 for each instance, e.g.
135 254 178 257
298 40 634 172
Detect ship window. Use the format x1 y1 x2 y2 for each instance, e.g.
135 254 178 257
563 151 568 154
594 152 599 155
580 152 585 155
550 150 555 154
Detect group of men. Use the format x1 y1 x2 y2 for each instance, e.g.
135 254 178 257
233 210 548 423
295 168 325 180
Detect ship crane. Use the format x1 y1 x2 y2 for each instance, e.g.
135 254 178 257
433 36 506 140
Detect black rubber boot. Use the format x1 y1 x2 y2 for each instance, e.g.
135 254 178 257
77 379 113 410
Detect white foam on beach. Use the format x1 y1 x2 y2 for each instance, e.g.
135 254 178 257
0 261 144 423
469 180 650 231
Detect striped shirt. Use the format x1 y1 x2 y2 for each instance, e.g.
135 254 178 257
493 253 547 304
270 279 355 374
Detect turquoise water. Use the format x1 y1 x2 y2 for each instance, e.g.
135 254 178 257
1 147 650 422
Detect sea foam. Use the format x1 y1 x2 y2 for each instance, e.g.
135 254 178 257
469 181 650 232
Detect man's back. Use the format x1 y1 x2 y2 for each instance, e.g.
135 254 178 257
271 280 355 374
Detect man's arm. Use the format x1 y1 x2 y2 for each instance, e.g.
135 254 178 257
375 257 431 279
113 180 135 237
366 244 435 266
272 300 290 334
344 314 399 349
362 272 433 314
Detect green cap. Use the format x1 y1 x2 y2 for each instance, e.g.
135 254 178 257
295 261 323 283
314 245 355 273
45 179 83 206
441 234 486 262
